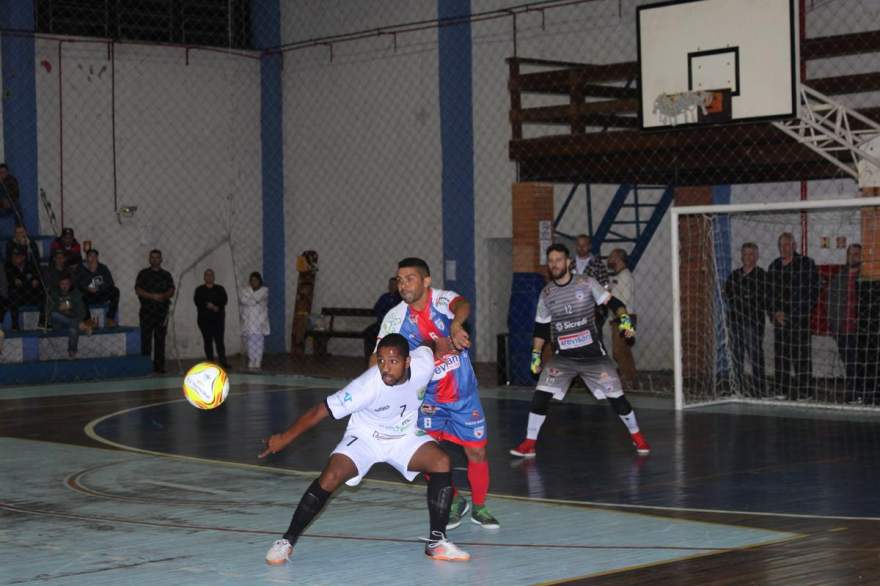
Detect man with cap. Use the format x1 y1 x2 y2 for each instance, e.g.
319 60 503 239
50 227 83 268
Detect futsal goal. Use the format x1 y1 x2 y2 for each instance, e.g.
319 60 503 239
671 196 880 410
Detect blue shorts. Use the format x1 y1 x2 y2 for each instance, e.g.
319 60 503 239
417 394 487 448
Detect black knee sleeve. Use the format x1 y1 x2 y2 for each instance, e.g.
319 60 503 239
608 395 632 416
284 478 331 545
427 472 453 537
300 479 331 515
530 390 553 416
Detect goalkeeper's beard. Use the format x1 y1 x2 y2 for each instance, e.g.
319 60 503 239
550 267 567 280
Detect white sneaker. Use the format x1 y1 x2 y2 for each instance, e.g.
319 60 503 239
265 538 293 565
424 531 470 561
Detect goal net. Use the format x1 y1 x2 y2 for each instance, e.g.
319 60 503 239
672 196 880 410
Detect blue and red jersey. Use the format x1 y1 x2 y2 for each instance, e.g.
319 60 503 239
377 288 479 405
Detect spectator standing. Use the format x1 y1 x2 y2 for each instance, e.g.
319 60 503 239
77 249 120 328
0 163 23 225
723 243 770 396
363 277 401 357
571 234 609 344
48 274 90 359
50 227 83 267
135 249 175 374
193 269 229 368
606 249 638 389
240 271 269 371
570 233 609 285
828 244 865 402
5 250 45 330
768 233 821 400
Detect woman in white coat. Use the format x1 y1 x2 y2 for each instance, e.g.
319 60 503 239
239 271 270 370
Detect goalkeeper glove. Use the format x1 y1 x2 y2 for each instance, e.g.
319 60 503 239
529 349 542 375
618 314 635 337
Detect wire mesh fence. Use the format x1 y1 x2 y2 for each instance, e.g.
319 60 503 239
0 0 877 396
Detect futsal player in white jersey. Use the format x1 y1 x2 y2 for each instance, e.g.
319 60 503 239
260 333 469 564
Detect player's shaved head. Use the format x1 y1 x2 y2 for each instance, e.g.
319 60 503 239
377 333 410 358
398 257 430 277
397 259 432 308
376 334 411 385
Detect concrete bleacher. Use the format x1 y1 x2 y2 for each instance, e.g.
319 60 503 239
1 226 152 384
0 318 152 384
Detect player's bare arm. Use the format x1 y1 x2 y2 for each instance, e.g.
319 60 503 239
259 402 330 458
449 297 471 350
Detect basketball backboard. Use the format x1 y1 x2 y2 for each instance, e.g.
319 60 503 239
637 0 799 129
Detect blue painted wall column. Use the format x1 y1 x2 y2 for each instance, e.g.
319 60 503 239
0 0 39 233
438 0 476 339
251 1 286 352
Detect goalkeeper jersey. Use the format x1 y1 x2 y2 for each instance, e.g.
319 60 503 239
535 274 611 360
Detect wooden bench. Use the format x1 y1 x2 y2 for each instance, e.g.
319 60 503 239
304 307 375 357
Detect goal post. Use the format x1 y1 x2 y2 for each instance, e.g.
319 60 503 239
672 195 880 410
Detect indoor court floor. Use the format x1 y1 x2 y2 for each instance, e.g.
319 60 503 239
2 368 879 585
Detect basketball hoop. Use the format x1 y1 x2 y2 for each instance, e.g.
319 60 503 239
652 89 731 127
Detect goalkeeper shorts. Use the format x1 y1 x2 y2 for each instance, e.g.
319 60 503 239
536 355 623 401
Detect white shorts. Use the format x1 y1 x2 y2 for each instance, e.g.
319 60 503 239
537 355 624 401
332 427 436 487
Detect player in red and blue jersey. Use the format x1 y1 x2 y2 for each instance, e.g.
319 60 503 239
375 257 500 529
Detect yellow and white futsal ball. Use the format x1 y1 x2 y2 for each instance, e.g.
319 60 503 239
183 362 230 410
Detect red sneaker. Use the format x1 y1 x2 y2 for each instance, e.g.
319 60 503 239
510 438 537 458
631 432 651 455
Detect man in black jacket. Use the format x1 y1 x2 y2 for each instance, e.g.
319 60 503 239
193 268 228 368
723 242 770 396
768 233 821 400
5 250 45 330
135 250 175 373
77 249 120 328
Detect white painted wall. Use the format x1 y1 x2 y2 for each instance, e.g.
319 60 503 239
281 1 443 357
33 40 262 360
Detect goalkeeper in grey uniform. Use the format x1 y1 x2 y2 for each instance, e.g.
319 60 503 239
510 243 651 458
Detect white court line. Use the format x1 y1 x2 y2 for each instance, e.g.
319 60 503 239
81 396 880 524
140 479 233 496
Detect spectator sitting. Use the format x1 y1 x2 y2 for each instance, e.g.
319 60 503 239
48 274 91 359
76 249 120 328
363 276 402 357
5 225 41 268
50 227 83 267
46 249 74 292
0 163 23 226
5 250 46 330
